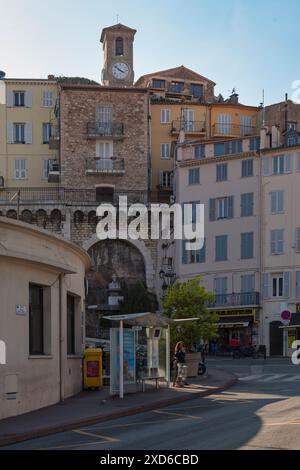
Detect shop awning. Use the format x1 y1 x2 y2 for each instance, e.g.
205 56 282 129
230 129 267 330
217 315 254 328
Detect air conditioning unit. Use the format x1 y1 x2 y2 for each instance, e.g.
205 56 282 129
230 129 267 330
0 176 4 187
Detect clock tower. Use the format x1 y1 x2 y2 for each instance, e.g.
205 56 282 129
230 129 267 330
100 23 136 87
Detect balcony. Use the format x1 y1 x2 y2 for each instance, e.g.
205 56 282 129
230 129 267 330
47 160 60 183
49 125 60 150
86 122 124 140
86 158 125 175
207 292 260 309
171 120 206 135
212 123 256 138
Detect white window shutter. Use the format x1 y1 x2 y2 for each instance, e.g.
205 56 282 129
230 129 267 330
262 273 269 299
25 123 32 144
7 122 14 143
21 159 26 179
6 90 14 107
296 272 300 298
283 271 290 298
25 91 32 107
262 157 270 176
285 154 292 173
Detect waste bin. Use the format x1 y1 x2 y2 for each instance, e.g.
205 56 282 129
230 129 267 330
83 348 102 390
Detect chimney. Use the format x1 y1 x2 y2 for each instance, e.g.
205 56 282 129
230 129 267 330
260 126 269 150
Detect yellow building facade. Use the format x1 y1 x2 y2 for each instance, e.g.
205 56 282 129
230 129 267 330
0 78 58 188
136 66 259 194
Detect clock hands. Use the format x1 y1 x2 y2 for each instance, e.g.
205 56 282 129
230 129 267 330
115 66 125 73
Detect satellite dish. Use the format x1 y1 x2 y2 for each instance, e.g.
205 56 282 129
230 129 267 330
0 71 6 80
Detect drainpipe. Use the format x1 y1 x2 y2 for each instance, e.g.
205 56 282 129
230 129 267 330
59 273 65 402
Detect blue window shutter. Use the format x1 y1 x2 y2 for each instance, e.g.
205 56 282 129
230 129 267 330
182 240 187 264
283 272 290 298
296 272 300 298
228 196 234 219
285 154 292 173
209 198 216 221
262 273 269 299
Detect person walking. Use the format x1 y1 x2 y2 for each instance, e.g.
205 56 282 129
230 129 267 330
172 341 186 387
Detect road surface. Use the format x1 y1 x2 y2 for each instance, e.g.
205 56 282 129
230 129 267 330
3 358 300 450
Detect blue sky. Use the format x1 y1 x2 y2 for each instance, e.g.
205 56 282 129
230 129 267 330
1 0 299 105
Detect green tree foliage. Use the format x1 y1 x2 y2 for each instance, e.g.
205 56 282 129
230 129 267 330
120 281 158 314
163 277 219 348
56 76 99 85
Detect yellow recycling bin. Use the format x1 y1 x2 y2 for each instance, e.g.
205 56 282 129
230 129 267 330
83 348 103 390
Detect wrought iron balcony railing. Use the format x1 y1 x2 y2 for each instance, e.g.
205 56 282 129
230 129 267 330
86 122 124 138
171 120 206 134
86 158 125 175
207 292 260 308
212 123 256 138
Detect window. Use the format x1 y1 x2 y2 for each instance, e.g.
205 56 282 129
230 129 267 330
188 168 200 185
287 135 297 147
216 163 228 181
14 159 27 179
241 193 254 217
270 191 284 214
182 109 195 131
249 136 260 151
14 91 25 107
288 122 297 131
42 91 53 107
217 196 234 219
159 171 172 188
240 116 252 136
215 277 228 305
96 106 112 123
14 123 25 143
241 158 253 177
67 295 76 355
271 229 284 255
297 153 300 172
194 144 205 159
190 83 203 98
29 284 44 355
160 109 170 123
169 81 184 93
214 140 242 157
115 37 124 56
241 274 255 293
217 114 231 135
182 239 206 264
272 274 283 298
241 232 254 259
215 235 228 261
296 228 300 252
272 155 292 174
42 123 51 144
96 141 113 170
152 79 166 89
160 143 170 159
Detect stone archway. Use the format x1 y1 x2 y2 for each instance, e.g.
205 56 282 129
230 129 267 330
83 235 155 291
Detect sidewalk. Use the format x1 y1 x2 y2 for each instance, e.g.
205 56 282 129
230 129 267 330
0 367 237 447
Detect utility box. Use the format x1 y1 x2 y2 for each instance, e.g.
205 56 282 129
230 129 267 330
83 348 102 390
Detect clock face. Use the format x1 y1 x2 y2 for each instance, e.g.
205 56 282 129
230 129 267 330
112 62 129 80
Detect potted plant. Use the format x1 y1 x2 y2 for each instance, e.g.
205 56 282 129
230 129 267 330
163 277 219 377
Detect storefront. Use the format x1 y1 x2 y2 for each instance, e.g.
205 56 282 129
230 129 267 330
211 308 259 348
279 313 300 357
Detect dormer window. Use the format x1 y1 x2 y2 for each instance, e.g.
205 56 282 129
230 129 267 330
115 37 124 56
168 81 184 93
152 79 166 89
190 83 204 98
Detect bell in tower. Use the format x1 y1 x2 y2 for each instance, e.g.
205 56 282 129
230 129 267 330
100 23 136 87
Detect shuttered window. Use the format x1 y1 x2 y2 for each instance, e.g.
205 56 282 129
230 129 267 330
42 91 53 107
188 168 200 185
296 228 300 252
160 109 170 123
241 274 255 293
42 123 51 143
241 193 254 217
96 106 112 123
216 163 227 181
241 232 254 259
240 116 252 136
241 159 253 177
14 159 27 179
217 114 231 135
270 229 284 254
215 235 228 261
272 154 292 174
270 191 284 214
160 143 170 159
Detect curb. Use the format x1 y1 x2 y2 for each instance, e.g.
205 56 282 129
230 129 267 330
0 374 237 447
